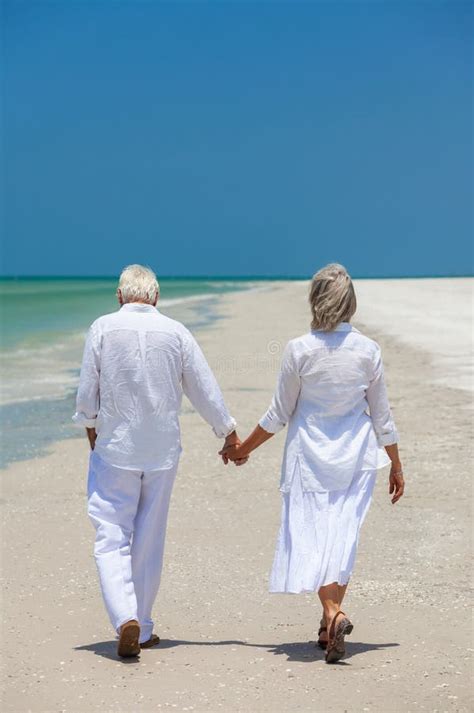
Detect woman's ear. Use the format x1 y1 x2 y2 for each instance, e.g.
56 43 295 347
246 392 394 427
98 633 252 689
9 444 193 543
117 288 123 305
153 291 159 307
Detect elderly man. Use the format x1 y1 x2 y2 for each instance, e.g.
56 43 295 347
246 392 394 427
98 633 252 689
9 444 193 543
73 264 242 657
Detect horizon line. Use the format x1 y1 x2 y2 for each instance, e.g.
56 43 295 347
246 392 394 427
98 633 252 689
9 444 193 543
0 273 473 281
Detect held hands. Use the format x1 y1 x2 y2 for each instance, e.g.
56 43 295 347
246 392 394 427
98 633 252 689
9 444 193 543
219 431 249 467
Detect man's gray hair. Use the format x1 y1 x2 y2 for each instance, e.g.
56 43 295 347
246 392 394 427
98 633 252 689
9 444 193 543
118 264 160 305
309 263 357 331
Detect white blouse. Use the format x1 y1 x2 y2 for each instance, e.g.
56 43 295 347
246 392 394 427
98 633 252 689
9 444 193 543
259 323 398 493
73 303 236 471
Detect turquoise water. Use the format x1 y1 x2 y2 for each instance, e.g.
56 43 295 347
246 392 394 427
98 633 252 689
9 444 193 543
0 277 262 467
0 277 255 349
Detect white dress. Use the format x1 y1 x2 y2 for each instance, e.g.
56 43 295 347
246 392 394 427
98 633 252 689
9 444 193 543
269 462 376 593
259 323 398 593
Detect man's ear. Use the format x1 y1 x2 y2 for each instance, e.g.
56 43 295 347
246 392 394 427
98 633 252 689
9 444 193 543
153 291 159 307
117 288 123 305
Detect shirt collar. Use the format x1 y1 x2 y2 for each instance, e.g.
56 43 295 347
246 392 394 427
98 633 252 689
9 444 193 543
312 322 352 334
120 303 158 313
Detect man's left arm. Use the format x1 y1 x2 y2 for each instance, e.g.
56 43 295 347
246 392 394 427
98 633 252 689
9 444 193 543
72 323 101 448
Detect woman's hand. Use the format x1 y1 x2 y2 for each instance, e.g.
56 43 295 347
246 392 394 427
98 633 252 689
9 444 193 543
219 432 249 466
220 424 274 467
389 464 405 504
219 442 249 464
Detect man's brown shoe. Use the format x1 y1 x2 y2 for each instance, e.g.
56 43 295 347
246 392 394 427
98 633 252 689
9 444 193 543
117 620 140 658
140 633 160 649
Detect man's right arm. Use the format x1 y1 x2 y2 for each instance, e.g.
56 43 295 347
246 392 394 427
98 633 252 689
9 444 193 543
72 322 101 443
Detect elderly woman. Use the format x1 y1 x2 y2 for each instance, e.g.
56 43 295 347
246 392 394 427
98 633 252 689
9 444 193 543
221 263 404 663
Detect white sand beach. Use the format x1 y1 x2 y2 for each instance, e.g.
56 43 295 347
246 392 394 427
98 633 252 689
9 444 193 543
1 278 472 712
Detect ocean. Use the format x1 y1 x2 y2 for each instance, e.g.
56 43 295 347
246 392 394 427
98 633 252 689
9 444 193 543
0 277 263 468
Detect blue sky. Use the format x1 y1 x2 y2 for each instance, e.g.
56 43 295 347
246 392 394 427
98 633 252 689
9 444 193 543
2 1 472 278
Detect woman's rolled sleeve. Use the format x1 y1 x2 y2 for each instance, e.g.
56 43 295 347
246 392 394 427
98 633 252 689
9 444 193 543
258 411 286 434
376 426 399 447
366 347 398 447
259 342 301 434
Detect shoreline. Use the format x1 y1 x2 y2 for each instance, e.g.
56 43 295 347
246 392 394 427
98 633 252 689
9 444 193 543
0 281 282 469
2 275 470 469
353 277 473 394
1 278 472 712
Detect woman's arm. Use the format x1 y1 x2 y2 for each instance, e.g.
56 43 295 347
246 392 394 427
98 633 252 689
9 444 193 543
219 424 274 461
366 346 405 504
220 341 301 463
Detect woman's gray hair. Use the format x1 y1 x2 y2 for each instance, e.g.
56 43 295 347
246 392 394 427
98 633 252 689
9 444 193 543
309 263 357 331
118 264 160 305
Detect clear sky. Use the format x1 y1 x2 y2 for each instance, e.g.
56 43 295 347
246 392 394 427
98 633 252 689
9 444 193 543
2 0 472 278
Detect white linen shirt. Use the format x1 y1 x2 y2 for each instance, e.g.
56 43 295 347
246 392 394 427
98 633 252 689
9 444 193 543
73 303 236 471
259 323 398 493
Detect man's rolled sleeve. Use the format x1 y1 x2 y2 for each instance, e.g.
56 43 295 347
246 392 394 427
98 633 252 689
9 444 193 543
72 412 97 428
213 416 238 439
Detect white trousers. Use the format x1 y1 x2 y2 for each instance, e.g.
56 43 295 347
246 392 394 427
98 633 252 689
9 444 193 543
87 451 177 644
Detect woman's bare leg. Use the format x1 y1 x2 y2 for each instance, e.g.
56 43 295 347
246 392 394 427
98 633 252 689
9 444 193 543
318 582 348 643
337 583 347 608
318 582 340 626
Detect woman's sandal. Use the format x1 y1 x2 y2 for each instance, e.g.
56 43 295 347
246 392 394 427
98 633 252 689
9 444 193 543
317 619 328 649
325 610 353 663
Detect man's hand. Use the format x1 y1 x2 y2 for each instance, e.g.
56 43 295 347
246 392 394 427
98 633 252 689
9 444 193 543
219 424 273 467
219 431 249 466
219 443 243 462
86 427 97 450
